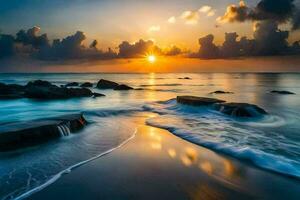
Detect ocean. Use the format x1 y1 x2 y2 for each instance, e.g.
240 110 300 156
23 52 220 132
0 73 299 199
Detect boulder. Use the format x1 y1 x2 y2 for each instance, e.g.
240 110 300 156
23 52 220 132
80 82 93 87
270 90 295 95
114 84 133 90
97 79 119 89
179 77 191 80
214 103 268 118
24 85 93 99
177 96 225 106
26 80 53 87
93 92 105 97
0 83 25 99
210 90 233 94
65 82 79 87
0 114 87 151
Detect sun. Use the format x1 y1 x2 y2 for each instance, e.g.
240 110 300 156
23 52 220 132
148 55 156 63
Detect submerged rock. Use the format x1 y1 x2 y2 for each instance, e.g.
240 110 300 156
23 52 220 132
178 77 191 80
80 82 93 87
270 90 295 95
177 96 225 106
0 83 25 99
65 82 79 87
114 84 133 90
0 114 87 151
97 79 119 89
93 92 105 97
214 103 268 118
210 90 233 94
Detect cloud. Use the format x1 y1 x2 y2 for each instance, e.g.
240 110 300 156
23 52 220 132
219 0 300 29
164 46 182 56
168 16 176 24
118 39 161 58
194 20 296 59
199 6 212 13
180 10 199 24
16 26 50 49
148 25 161 33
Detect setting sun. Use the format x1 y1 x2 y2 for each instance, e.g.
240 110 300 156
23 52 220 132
148 55 156 63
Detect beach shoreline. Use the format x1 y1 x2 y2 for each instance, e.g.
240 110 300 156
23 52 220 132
26 115 300 200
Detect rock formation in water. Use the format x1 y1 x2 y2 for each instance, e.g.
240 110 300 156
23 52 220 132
80 82 93 87
177 96 225 106
65 82 79 87
210 90 233 94
0 114 87 151
96 79 133 90
270 90 296 95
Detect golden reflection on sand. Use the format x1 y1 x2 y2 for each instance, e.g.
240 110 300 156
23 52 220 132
199 161 213 175
167 149 177 158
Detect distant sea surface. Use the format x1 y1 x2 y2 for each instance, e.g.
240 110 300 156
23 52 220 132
0 73 300 199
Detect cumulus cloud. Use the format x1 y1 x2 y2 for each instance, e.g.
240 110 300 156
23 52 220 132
148 25 161 33
194 20 297 59
164 46 182 56
219 0 300 30
168 16 176 24
199 5 216 17
16 26 49 49
180 11 199 24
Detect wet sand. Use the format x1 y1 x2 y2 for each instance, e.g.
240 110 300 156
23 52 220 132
27 115 300 200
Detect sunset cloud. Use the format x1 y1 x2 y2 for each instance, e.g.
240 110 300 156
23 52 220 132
180 10 199 24
148 25 161 33
167 16 176 24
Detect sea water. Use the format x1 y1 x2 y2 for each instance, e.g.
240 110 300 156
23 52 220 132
0 73 300 199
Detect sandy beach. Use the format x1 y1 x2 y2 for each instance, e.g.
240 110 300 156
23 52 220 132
26 114 300 200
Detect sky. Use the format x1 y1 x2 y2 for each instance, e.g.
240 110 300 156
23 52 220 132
1 0 300 72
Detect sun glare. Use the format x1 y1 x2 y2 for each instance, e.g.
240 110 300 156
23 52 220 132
148 55 156 63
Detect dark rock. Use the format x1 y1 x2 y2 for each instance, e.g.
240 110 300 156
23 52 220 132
65 82 79 87
114 84 133 90
210 90 233 94
24 85 93 99
177 96 225 106
80 82 93 87
0 114 87 151
179 77 191 80
270 90 295 95
26 80 53 87
0 83 25 99
214 103 268 118
93 92 105 97
97 79 119 89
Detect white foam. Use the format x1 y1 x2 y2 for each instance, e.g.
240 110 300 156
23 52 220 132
14 128 137 200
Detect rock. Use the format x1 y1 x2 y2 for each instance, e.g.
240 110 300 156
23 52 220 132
97 79 119 89
80 82 93 87
24 85 93 99
0 83 25 99
0 114 87 151
270 90 295 95
65 82 79 87
177 96 225 106
26 80 53 87
210 90 233 94
214 103 268 118
179 77 191 80
93 92 105 97
114 84 133 90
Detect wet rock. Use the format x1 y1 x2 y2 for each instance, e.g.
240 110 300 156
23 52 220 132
80 82 93 88
24 85 93 99
65 82 79 87
177 96 225 106
214 103 268 118
93 92 105 97
270 90 295 95
26 80 53 87
210 90 233 94
0 114 87 151
97 79 119 89
114 84 133 90
178 77 191 80
0 83 25 99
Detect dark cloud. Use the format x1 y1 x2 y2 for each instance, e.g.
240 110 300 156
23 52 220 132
164 46 182 56
220 0 300 30
197 34 220 59
195 20 297 59
16 26 49 48
89 40 98 49
118 39 161 58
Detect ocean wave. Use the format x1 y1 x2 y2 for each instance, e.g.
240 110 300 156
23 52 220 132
144 99 300 179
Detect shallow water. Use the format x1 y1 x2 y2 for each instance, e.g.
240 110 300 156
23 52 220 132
0 73 300 199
